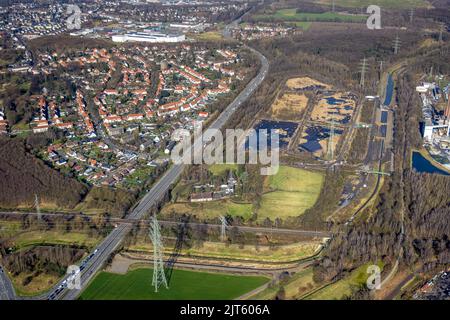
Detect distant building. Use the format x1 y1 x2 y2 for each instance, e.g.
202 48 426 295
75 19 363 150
190 192 213 202
112 32 185 43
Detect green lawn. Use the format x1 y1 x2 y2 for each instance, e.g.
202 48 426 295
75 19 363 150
80 268 269 300
258 167 324 220
208 164 238 176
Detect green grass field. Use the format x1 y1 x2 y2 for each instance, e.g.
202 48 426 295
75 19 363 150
162 200 253 220
258 166 324 220
162 166 324 221
193 31 224 42
208 163 238 176
305 262 384 300
80 268 269 300
315 0 430 9
254 8 366 23
2 229 101 250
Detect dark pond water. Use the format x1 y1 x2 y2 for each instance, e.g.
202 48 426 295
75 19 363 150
412 151 450 176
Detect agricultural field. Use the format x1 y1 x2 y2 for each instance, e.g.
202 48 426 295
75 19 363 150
80 268 269 300
258 166 324 220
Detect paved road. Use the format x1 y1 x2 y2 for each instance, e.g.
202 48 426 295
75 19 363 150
41 46 269 301
0 266 16 300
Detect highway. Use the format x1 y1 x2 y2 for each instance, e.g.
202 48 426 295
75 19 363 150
39 45 269 301
0 266 16 300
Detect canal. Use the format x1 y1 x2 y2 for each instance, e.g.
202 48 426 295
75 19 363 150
383 74 394 106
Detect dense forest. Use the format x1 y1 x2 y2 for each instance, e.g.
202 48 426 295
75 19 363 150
0 138 88 208
1 245 85 286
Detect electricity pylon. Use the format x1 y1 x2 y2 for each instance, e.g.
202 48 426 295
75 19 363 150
149 214 168 292
327 120 336 161
439 22 444 43
219 216 228 242
409 8 414 24
332 0 335 12
379 60 384 81
359 57 368 88
393 35 401 55
34 194 41 222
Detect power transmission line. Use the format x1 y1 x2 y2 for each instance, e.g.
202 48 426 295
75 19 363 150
34 194 41 222
327 120 336 161
393 35 401 55
359 57 369 87
149 214 168 293
439 22 445 43
379 60 384 80
219 215 228 242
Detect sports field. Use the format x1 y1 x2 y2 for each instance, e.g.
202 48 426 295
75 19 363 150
79 268 269 300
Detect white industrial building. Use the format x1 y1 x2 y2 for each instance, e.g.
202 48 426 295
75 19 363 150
112 32 185 43
417 83 450 141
